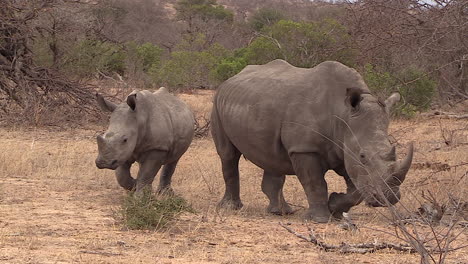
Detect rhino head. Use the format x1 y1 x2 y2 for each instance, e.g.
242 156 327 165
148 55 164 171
342 88 413 207
95 93 139 170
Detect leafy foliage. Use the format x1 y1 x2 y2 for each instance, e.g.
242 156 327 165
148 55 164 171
397 68 436 112
213 56 248 82
249 8 285 31
134 42 164 72
64 39 126 77
363 64 436 117
150 43 229 90
244 19 356 68
121 189 193 230
176 0 234 22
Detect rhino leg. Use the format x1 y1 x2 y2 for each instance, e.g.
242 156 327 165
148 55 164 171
291 153 331 223
262 171 293 215
135 150 166 193
218 151 243 210
328 172 363 219
156 159 179 195
115 161 136 191
212 107 243 210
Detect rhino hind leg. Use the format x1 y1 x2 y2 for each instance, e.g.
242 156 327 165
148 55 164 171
156 159 179 195
217 152 243 210
262 171 293 215
291 153 331 223
115 161 136 191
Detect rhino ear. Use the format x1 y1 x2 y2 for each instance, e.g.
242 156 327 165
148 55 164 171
127 94 137 111
345 87 364 110
96 93 117 112
384 93 401 114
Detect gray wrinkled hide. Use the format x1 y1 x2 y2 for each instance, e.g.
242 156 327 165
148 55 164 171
95 88 194 193
211 60 413 223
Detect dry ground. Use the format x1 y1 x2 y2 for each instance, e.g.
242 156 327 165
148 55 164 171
0 90 467 264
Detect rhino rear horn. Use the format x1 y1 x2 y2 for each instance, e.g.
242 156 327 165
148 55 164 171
96 93 117 112
127 94 137 111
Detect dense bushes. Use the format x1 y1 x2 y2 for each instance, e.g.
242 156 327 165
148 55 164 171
363 64 436 117
25 0 441 118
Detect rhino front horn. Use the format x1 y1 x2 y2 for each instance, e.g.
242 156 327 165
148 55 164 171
395 143 414 182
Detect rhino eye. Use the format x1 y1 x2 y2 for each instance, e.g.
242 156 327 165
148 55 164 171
359 153 367 164
122 138 128 143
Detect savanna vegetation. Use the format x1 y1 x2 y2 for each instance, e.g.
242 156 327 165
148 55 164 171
0 1 467 264
1 0 467 124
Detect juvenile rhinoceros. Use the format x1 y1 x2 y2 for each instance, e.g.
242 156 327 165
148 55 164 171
95 88 194 193
211 60 413 223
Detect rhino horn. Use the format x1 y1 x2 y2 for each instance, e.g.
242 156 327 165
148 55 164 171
97 134 105 148
384 145 396 161
394 143 414 182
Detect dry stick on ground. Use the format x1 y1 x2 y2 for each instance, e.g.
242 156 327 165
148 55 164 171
79 250 122 257
278 222 465 255
194 115 211 138
421 111 468 120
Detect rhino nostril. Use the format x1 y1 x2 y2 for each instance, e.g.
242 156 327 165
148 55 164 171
111 160 118 166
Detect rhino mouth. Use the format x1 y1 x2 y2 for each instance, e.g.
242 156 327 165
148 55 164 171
95 159 119 170
365 189 401 207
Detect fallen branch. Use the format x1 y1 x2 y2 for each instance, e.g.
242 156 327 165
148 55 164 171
79 250 122 257
421 111 468 119
279 222 419 254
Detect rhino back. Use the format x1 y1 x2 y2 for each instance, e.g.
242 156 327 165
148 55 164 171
136 90 194 161
214 60 369 173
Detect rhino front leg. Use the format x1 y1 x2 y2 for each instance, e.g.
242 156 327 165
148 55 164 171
262 171 293 215
135 150 166 193
328 175 363 219
156 159 179 195
291 153 331 223
115 161 136 191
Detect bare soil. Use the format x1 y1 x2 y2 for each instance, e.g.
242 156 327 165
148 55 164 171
0 90 467 263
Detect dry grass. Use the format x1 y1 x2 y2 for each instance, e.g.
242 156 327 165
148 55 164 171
0 91 466 263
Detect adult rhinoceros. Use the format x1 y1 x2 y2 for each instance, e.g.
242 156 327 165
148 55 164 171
95 88 194 193
211 59 413 223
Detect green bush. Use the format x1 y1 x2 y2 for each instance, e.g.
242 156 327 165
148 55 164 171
150 43 229 90
362 64 436 117
64 39 126 77
213 56 248 81
363 64 396 97
135 42 164 72
249 8 285 32
121 189 193 230
397 68 436 112
243 19 355 68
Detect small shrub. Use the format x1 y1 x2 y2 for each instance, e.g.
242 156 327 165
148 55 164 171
64 39 126 77
363 64 436 118
135 42 164 72
397 67 436 112
249 7 285 32
213 56 247 81
121 189 193 230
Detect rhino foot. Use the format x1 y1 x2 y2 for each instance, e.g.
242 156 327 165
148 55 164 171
303 205 331 223
267 204 293 215
156 186 175 197
217 198 243 210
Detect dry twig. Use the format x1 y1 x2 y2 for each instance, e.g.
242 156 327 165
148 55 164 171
279 222 438 254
